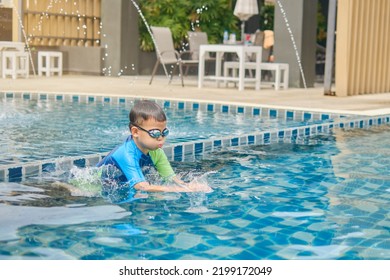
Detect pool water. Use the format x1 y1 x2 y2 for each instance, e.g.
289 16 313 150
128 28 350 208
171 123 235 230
1 125 389 260
0 97 344 166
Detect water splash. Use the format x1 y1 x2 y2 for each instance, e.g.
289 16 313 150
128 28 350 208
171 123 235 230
12 0 37 76
129 0 169 78
179 171 216 213
276 0 307 88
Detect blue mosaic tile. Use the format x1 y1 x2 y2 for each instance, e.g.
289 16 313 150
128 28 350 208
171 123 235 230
213 140 222 148
207 104 214 112
286 111 294 119
72 95 79 102
88 96 95 102
231 138 239 146
359 120 364 128
304 112 312 121
23 93 31 100
248 135 255 145
192 103 199 110
292 129 298 137
369 119 373 126
104 97 110 103
378 118 382 125
40 94 47 100
174 146 183 161
340 123 345 128
8 167 22 182
269 109 277 118
237 107 244 114
253 108 260 115
6 92 13 98
119 98 126 103
74 158 86 168
305 127 310 136
56 95 63 101
222 105 229 113
321 114 330 120
195 143 203 155
278 130 285 138
350 122 355 128
42 163 56 172
317 125 323 132
164 101 170 108
264 133 270 144
178 102 185 109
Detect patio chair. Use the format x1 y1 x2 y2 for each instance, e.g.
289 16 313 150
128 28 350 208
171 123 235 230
187 31 215 75
149 26 198 87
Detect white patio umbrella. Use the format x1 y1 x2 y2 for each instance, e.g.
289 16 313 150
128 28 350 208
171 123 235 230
234 0 259 41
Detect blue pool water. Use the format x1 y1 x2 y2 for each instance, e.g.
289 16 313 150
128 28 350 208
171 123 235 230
0 96 347 166
1 125 389 260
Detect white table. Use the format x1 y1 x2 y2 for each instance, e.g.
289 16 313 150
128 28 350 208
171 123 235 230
198 44 262 91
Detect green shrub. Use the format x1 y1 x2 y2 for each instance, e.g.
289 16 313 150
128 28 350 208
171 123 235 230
138 0 240 52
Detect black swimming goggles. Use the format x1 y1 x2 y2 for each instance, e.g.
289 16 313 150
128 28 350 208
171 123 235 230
130 123 169 138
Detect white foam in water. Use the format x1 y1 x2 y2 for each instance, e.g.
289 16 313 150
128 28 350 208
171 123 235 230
66 166 103 197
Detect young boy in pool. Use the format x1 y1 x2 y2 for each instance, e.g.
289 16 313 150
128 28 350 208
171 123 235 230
96 99 211 202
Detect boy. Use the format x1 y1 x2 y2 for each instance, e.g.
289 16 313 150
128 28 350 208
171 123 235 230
96 99 211 202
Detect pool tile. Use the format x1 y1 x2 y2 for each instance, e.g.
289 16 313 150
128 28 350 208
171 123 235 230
204 141 213 152
174 145 183 161
195 142 203 155
42 162 56 172
269 109 277 118
24 165 40 177
8 167 22 182
0 169 6 181
73 158 86 168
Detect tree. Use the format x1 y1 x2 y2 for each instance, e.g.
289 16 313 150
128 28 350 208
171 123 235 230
138 0 239 52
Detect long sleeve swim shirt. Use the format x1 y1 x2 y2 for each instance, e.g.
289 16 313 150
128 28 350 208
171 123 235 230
96 136 175 200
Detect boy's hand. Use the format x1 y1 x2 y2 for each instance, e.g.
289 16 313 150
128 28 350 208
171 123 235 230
187 181 213 193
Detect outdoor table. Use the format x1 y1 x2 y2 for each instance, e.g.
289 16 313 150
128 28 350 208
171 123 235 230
198 44 262 91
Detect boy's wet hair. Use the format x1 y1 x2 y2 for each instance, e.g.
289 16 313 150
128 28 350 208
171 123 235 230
129 100 167 125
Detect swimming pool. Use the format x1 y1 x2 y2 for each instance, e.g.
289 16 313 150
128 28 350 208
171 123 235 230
1 91 390 260
0 125 389 260
0 92 350 167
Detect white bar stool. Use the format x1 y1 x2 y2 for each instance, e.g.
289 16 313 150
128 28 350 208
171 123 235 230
38 51 63 77
1 51 30 79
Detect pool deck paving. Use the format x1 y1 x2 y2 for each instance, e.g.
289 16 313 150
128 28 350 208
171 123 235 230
2 75 390 116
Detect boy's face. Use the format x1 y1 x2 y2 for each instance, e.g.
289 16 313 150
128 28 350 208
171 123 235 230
131 118 168 154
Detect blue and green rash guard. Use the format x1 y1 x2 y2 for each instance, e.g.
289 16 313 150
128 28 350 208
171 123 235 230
96 135 175 203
